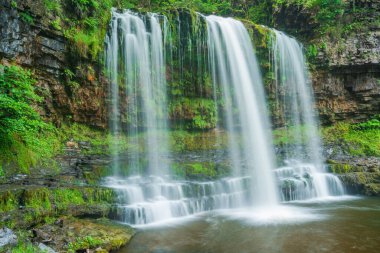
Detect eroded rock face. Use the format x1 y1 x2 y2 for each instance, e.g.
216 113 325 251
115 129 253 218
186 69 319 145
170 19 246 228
313 69 380 124
0 0 108 128
311 27 380 124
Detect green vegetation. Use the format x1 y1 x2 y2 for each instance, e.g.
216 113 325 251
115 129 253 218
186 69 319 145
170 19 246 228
10 242 40 253
0 64 113 176
0 187 116 228
272 125 312 146
19 12 34 25
270 118 380 158
68 236 103 252
0 64 60 173
170 98 217 130
323 118 380 157
172 161 229 179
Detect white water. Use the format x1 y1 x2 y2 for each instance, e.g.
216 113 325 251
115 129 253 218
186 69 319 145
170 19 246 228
206 16 279 208
104 11 345 226
271 30 345 201
106 176 250 225
105 10 170 176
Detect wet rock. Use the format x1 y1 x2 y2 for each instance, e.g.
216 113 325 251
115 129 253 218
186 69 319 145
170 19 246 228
38 243 57 253
338 172 380 196
34 217 135 252
0 227 17 248
32 229 53 243
0 0 108 128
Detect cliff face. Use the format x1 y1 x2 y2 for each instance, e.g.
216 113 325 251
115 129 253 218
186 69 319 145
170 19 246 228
313 31 380 124
273 0 380 125
0 0 108 128
1 0 379 129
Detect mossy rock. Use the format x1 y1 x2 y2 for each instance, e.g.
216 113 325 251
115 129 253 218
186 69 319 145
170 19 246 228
339 172 380 196
0 186 117 229
364 183 380 196
7 217 135 253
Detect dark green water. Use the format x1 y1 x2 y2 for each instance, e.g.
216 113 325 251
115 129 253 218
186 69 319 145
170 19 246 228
119 197 380 253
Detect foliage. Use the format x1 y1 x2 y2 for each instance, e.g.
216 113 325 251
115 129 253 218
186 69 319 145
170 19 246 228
10 242 40 253
352 116 380 131
323 121 380 157
171 161 229 179
0 65 60 173
11 0 17 8
273 125 310 145
20 12 34 24
170 98 217 129
68 236 103 252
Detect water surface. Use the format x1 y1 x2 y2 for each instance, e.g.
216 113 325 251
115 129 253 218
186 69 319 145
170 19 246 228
120 197 380 253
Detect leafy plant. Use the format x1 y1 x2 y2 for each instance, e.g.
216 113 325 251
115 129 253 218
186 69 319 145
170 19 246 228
51 17 62 30
352 117 380 131
0 65 60 173
20 12 34 24
68 236 103 252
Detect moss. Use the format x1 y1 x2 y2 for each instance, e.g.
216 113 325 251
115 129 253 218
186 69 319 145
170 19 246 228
170 130 229 152
327 161 364 174
9 242 40 253
0 191 19 212
171 161 230 179
364 183 380 196
68 235 103 252
24 188 52 212
169 98 217 130
322 122 380 157
0 187 117 229
39 217 135 252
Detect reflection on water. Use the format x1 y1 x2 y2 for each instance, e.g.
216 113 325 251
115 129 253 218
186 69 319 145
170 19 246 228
120 198 380 253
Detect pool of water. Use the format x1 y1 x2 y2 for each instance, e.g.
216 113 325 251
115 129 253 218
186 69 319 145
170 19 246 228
119 197 380 253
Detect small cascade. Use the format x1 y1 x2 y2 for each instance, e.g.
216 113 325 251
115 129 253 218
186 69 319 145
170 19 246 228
270 30 345 201
105 176 250 225
275 162 345 201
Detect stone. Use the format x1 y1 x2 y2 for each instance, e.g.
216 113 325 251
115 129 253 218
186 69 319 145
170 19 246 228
38 243 57 253
0 227 17 248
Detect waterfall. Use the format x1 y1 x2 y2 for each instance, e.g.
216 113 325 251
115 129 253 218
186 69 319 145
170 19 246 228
105 10 170 176
104 9 344 226
270 30 345 201
205 16 278 207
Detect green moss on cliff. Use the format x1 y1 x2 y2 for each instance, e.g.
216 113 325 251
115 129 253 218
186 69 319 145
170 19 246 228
323 120 380 157
170 98 217 130
0 64 61 174
0 186 117 230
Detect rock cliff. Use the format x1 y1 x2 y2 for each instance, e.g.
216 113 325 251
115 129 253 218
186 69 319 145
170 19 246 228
0 0 107 128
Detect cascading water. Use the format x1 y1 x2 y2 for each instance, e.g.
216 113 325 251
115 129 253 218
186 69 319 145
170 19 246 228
270 30 345 201
104 9 345 226
105 10 170 176
104 11 281 225
205 16 278 207
105 10 255 225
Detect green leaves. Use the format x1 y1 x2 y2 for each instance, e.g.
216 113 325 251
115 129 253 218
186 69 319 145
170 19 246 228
0 65 39 103
0 64 58 173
